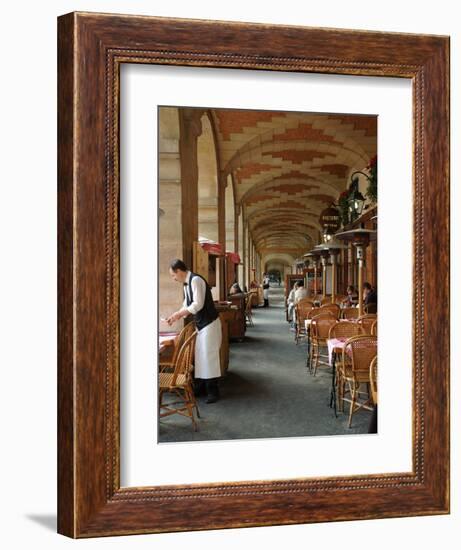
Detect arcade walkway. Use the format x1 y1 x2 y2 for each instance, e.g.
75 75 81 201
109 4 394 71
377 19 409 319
158 284 371 443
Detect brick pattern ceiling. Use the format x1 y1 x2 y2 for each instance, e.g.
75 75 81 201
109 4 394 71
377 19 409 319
210 109 377 257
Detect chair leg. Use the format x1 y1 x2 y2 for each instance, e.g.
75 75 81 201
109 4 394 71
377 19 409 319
348 382 357 427
188 386 200 418
337 375 342 411
313 343 319 376
158 388 164 413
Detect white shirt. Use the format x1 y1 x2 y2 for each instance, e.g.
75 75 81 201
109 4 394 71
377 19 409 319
294 287 309 304
288 288 296 304
182 271 206 315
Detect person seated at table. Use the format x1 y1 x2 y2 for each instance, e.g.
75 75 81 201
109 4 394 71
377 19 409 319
249 279 259 289
342 285 358 307
229 282 243 295
363 282 378 306
294 280 309 303
287 282 299 323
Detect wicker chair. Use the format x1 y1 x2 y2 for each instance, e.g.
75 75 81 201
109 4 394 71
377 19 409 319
319 303 341 319
294 302 314 344
328 322 364 395
333 294 347 305
328 320 364 340
338 335 377 427
370 356 378 405
159 321 195 373
364 302 377 314
310 316 338 375
159 329 199 431
371 319 378 336
297 297 314 309
342 307 359 320
320 297 332 305
358 314 377 335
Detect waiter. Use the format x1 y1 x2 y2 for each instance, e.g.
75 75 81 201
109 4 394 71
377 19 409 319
166 259 222 403
262 272 270 307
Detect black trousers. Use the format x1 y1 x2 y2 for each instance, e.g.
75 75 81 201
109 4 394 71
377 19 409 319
194 377 220 397
368 405 378 433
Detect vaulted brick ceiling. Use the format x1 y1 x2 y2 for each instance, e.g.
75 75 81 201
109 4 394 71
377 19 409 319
210 109 377 258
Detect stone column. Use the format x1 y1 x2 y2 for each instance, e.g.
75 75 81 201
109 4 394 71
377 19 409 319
158 108 183 330
218 171 226 300
179 108 204 269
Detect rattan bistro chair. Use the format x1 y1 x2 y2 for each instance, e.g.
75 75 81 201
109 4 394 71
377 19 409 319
310 316 337 375
294 302 314 344
159 329 199 431
371 319 378 336
333 294 347 305
342 307 359 320
304 308 336 365
338 335 377 427
328 320 364 341
370 355 378 405
319 303 341 319
297 297 314 309
159 321 195 373
358 314 377 335
364 302 377 314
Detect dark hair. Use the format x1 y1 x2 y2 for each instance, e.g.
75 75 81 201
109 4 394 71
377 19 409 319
363 282 372 290
297 280 304 287
169 258 188 272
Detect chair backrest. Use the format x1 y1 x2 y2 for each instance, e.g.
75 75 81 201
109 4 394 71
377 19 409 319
370 355 378 404
342 307 359 320
297 297 314 309
169 321 195 366
296 303 314 324
344 335 377 374
244 294 253 313
364 302 377 314
358 314 377 335
172 329 198 385
320 297 332 305
319 303 340 319
312 316 337 340
371 319 378 336
328 321 363 340
249 289 259 306
307 308 334 320
333 294 347 305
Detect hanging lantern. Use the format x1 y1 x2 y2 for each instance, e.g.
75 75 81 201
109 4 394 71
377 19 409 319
319 205 340 243
347 176 366 221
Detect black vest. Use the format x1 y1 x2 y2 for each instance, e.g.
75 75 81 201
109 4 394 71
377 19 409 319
185 273 219 331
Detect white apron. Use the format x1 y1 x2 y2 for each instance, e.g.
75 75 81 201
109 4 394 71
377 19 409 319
194 317 222 379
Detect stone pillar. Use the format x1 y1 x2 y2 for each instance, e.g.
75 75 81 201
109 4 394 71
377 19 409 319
179 108 204 269
218 171 226 300
159 107 182 329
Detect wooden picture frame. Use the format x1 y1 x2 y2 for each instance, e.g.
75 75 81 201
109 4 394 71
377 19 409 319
57 12 450 537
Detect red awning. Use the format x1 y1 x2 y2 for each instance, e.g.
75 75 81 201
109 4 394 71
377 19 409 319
226 252 241 264
200 242 224 255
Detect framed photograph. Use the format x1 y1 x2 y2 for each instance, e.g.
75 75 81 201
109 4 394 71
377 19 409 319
58 12 449 537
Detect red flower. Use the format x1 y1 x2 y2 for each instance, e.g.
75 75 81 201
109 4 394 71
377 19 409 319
367 155 377 169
